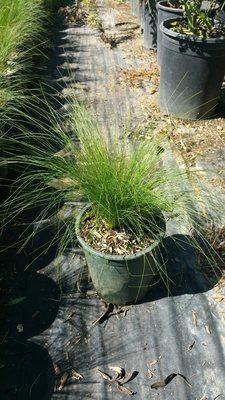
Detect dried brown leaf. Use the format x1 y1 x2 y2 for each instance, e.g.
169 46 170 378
109 366 125 380
204 324 211 335
58 372 69 391
119 371 139 384
71 369 84 381
97 369 112 382
53 363 61 376
192 309 198 327
151 373 191 390
115 381 135 396
148 359 158 366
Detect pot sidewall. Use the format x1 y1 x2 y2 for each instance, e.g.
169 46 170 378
159 18 225 120
156 1 183 65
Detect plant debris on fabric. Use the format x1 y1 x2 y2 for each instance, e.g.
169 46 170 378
117 66 159 89
97 366 138 396
81 215 155 255
150 372 191 389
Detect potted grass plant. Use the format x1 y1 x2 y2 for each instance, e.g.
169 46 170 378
2 99 201 305
158 0 225 119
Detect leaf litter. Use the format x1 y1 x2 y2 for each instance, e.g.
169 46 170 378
97 366 138 396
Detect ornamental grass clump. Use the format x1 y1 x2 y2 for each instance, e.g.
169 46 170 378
1 96 225 292
1 99 192 255
0 0 49 123
0 0 46 76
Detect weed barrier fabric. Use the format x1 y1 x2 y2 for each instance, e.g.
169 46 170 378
1 1 225 399
32 232 225 400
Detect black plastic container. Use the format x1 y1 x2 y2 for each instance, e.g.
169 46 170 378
159 18 225 120
143 0 159 49
156 1 183 64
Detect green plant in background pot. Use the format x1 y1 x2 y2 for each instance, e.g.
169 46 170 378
158 0 225 119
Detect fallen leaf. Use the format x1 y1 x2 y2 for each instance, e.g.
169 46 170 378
109 366 125 380
187 340 195 352
63 311 76 323
204 324 211 335
58 372 69 391
119 370 139 384
116 382 135 396
151 373 191 389
53 363 61 376
71 369 84 381
92 303 114 326
148 359 158 366
97 367 137 396
192 310 198 327
97 369 112 382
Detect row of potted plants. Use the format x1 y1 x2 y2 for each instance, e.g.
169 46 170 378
131 0 225 120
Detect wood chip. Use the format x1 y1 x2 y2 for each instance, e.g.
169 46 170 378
204 324 211 334
92 303 114 326
53 363 61 376
97 367 137 396
116 381 135 396
97 369 112 382
71 369 84 381
148 369 157 378
63 311 76 323
192 309 198 327
148 359 158 366
57 372 69 391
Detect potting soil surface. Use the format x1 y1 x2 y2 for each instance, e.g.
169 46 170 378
1 1 225 399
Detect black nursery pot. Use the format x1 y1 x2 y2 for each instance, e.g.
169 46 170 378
159 18 225 120
143 0 159 49
156 1 183 65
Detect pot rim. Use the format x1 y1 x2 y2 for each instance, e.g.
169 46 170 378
75 203 165 261
157 0 183 13
161 17 225 43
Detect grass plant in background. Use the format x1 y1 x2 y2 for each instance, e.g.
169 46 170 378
0 0 46 127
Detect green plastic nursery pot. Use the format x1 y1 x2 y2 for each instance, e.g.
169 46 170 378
159 18 225 120
156 1 183 65
76 204 165 305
